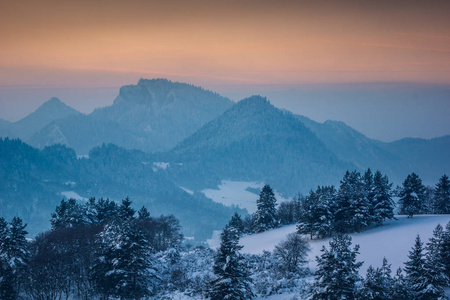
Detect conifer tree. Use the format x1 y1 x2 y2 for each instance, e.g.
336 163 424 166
91 199 156 299
254 184 278 233
0 217 29 299
210 225 253 300
423 224 449 299
404 235 427 299
310 235 362 300
391 268 410 300
359 258 392 300
335 171 368 233
434 174 450 214
399 173 425 217
228 212 244 235
372 171 395 225
443 222 450 279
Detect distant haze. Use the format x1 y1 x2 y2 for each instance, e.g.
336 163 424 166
1 81 449 142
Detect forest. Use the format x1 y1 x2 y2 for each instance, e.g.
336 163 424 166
1 171 449 299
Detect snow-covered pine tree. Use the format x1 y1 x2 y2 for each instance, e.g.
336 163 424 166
391 268 410 300
359 258 392 300
434 174 450 214
297 189 319 239
228 212 244 235
335 171 368 233
399 173 426 217
362 168 375 225
423 224 449 299
209 225 253 300
0 217 29 299
91 199 157 299
404 235 428 299
254 184 278 233
371 171 395 225
443 222 450 280
309 234 362 300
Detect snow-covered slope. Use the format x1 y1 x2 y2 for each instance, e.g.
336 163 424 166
240 215 450 274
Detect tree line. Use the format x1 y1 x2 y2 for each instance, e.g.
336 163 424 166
234 170 449 240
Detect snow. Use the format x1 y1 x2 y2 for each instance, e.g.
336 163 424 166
60 191 88 201
153 162 169 170
202 180 289 213
180 187 194 195
240 215 450 274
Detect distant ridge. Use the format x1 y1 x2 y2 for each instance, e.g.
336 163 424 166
28 79 234 154
168 95 353 194
0 97 81 141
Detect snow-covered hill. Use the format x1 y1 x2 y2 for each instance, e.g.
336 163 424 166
240 215 450 274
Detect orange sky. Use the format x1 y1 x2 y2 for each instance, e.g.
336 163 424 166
1 0 450 88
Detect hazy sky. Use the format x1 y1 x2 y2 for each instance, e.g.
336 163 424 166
1 0 449 141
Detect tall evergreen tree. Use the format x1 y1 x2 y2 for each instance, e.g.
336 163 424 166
310 235 362 300
228 212 244 235
254 184 278 233
391 268 410 300
443 222 450 280
371 171 395 225
0 217 29 300
91 199 157 299
404 235 427 299
209 225 253 300
335 171 368 233
434 174 450 214
298 186 335 239
359 258 392 300
423 224 449 299
399 173 426 217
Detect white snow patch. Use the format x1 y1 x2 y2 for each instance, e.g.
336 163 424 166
77 154 89 159
207 230 222 248
153 162 169 170
64 181 76 187
240 215 450 275
180 187 194 195
60 191 88 202
202 180 289 214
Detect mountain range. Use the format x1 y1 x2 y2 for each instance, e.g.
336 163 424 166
1 78 449 240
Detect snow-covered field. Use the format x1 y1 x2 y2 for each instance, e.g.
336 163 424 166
240 215 450 274
202 180 289 213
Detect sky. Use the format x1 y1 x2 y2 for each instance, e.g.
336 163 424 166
0 0 449 141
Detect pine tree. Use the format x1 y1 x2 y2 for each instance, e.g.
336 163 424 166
254 184 278 233
434 174 450 214
310 235 362 300
391 268 410 300
91 199 157 299
335 171 368 233
404 235 428 299
423 224 449 299
359 258 392 300
228 212 244 235
210 225 253 300
363 168 375 224
399 173 426 217
0 217 29 299
371 171 395 225
443 222 450 280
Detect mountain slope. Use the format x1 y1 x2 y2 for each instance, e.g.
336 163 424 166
168 96 353 195
29 79 234 154
0 97 82 141
296 115 450 185
0 138 242 240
